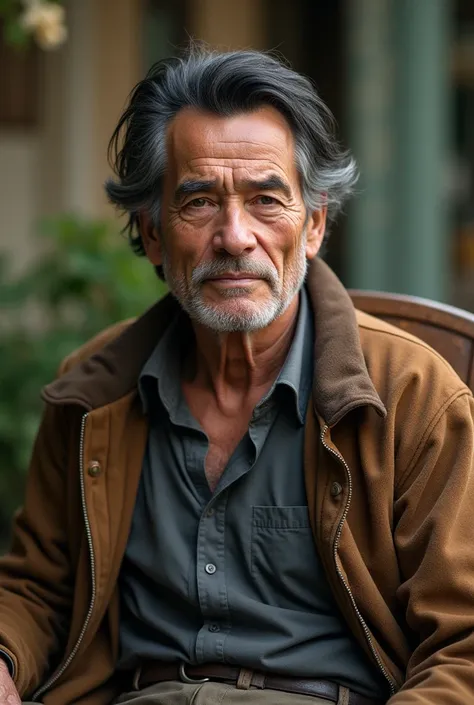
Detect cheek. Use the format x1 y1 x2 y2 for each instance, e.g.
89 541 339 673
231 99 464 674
143 236 163 267
260 219 303 267
164 221 213 271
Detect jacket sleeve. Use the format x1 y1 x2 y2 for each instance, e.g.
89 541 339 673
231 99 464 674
0 401 75 697
390 390 474 704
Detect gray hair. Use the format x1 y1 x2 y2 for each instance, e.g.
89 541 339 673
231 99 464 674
105 46 357 277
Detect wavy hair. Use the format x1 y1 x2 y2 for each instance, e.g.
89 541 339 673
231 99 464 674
105 46 358 278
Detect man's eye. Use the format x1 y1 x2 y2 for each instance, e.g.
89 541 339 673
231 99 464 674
187 198 209 208
255 195 279 206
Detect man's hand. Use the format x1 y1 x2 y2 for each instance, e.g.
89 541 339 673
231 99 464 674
0 658 21 704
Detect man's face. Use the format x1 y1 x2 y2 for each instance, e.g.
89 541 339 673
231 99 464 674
143 106 326 332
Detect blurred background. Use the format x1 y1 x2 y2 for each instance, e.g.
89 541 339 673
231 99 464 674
0 0 473 542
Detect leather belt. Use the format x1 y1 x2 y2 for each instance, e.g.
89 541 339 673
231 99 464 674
132 661 385 705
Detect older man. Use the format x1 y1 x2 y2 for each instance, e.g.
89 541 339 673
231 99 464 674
0 48 473 705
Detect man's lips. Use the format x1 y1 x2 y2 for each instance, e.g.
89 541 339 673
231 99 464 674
205 273 261 283
207 273 259 279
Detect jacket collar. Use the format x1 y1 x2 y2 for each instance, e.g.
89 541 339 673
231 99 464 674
42 258 386 426
306 259 386 425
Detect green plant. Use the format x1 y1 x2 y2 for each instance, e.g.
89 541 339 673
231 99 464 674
0 0 67 51
0 214 165 546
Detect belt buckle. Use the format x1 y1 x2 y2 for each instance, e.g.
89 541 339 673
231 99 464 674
179 662 210 684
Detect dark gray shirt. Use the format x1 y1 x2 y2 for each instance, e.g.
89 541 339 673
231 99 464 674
118 289 386 698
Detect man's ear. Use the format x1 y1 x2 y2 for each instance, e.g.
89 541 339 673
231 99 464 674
306 206 327 260
138 212 162 266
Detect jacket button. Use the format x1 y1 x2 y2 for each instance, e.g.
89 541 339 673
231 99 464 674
330 482 343 497
87 461 102 478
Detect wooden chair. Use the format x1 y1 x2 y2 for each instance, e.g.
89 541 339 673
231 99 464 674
349 290 474 393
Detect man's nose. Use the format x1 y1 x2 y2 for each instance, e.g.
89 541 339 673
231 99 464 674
212 204 257 256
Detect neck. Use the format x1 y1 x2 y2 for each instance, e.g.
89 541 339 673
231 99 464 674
185 294 300 415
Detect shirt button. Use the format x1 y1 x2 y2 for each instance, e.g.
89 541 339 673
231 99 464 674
208 623 220 632
330 481 343 497
87 461 102 478
206 508 215 518
205 563 217 575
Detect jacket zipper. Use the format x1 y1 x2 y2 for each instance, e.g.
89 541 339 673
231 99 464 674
33 412 97 701
320 424 397 696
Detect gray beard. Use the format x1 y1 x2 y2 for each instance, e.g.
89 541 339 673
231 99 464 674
161 237 308 333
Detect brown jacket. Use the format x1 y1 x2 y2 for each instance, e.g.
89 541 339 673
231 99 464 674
1 259 473 705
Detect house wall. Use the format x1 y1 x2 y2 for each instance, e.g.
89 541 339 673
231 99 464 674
0 0 144 271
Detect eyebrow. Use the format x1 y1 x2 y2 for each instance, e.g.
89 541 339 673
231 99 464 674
241 176 292 200
173 174 292 203
173 180 217 203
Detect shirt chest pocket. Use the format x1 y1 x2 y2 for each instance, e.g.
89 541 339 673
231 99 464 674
250 505 322 609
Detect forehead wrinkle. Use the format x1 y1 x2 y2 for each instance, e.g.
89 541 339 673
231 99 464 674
211 138 288 156
181 162 295 197
180 136 289 162
187 158 289 176
187 144 287 163
188 158 286 167
168 105 296 169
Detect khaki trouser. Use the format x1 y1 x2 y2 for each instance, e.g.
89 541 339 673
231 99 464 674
23 679 352 705
114 680 352 705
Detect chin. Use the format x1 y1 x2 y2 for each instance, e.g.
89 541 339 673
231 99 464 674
205 296 264 315
190 297 282 333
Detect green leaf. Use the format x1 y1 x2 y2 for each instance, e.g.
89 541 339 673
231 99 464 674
0 212 165 546
0 0 16 13
3 16 30 48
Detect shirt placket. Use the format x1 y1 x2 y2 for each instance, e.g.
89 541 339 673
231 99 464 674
193 406 277 663
195 492 230 661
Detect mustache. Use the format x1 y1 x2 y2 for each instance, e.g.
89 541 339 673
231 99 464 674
191 257 278 285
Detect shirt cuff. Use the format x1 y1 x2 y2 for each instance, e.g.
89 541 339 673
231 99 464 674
0 648 16 678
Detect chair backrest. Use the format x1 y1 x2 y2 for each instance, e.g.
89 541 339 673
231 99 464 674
349 290 474 393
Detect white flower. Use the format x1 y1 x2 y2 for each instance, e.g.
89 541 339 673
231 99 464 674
34 16 68 50
20 1 67 50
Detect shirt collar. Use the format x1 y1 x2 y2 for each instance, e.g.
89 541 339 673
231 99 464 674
256 286 314 425
138 310 186 418
138 287 314 425
43 259 385 426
